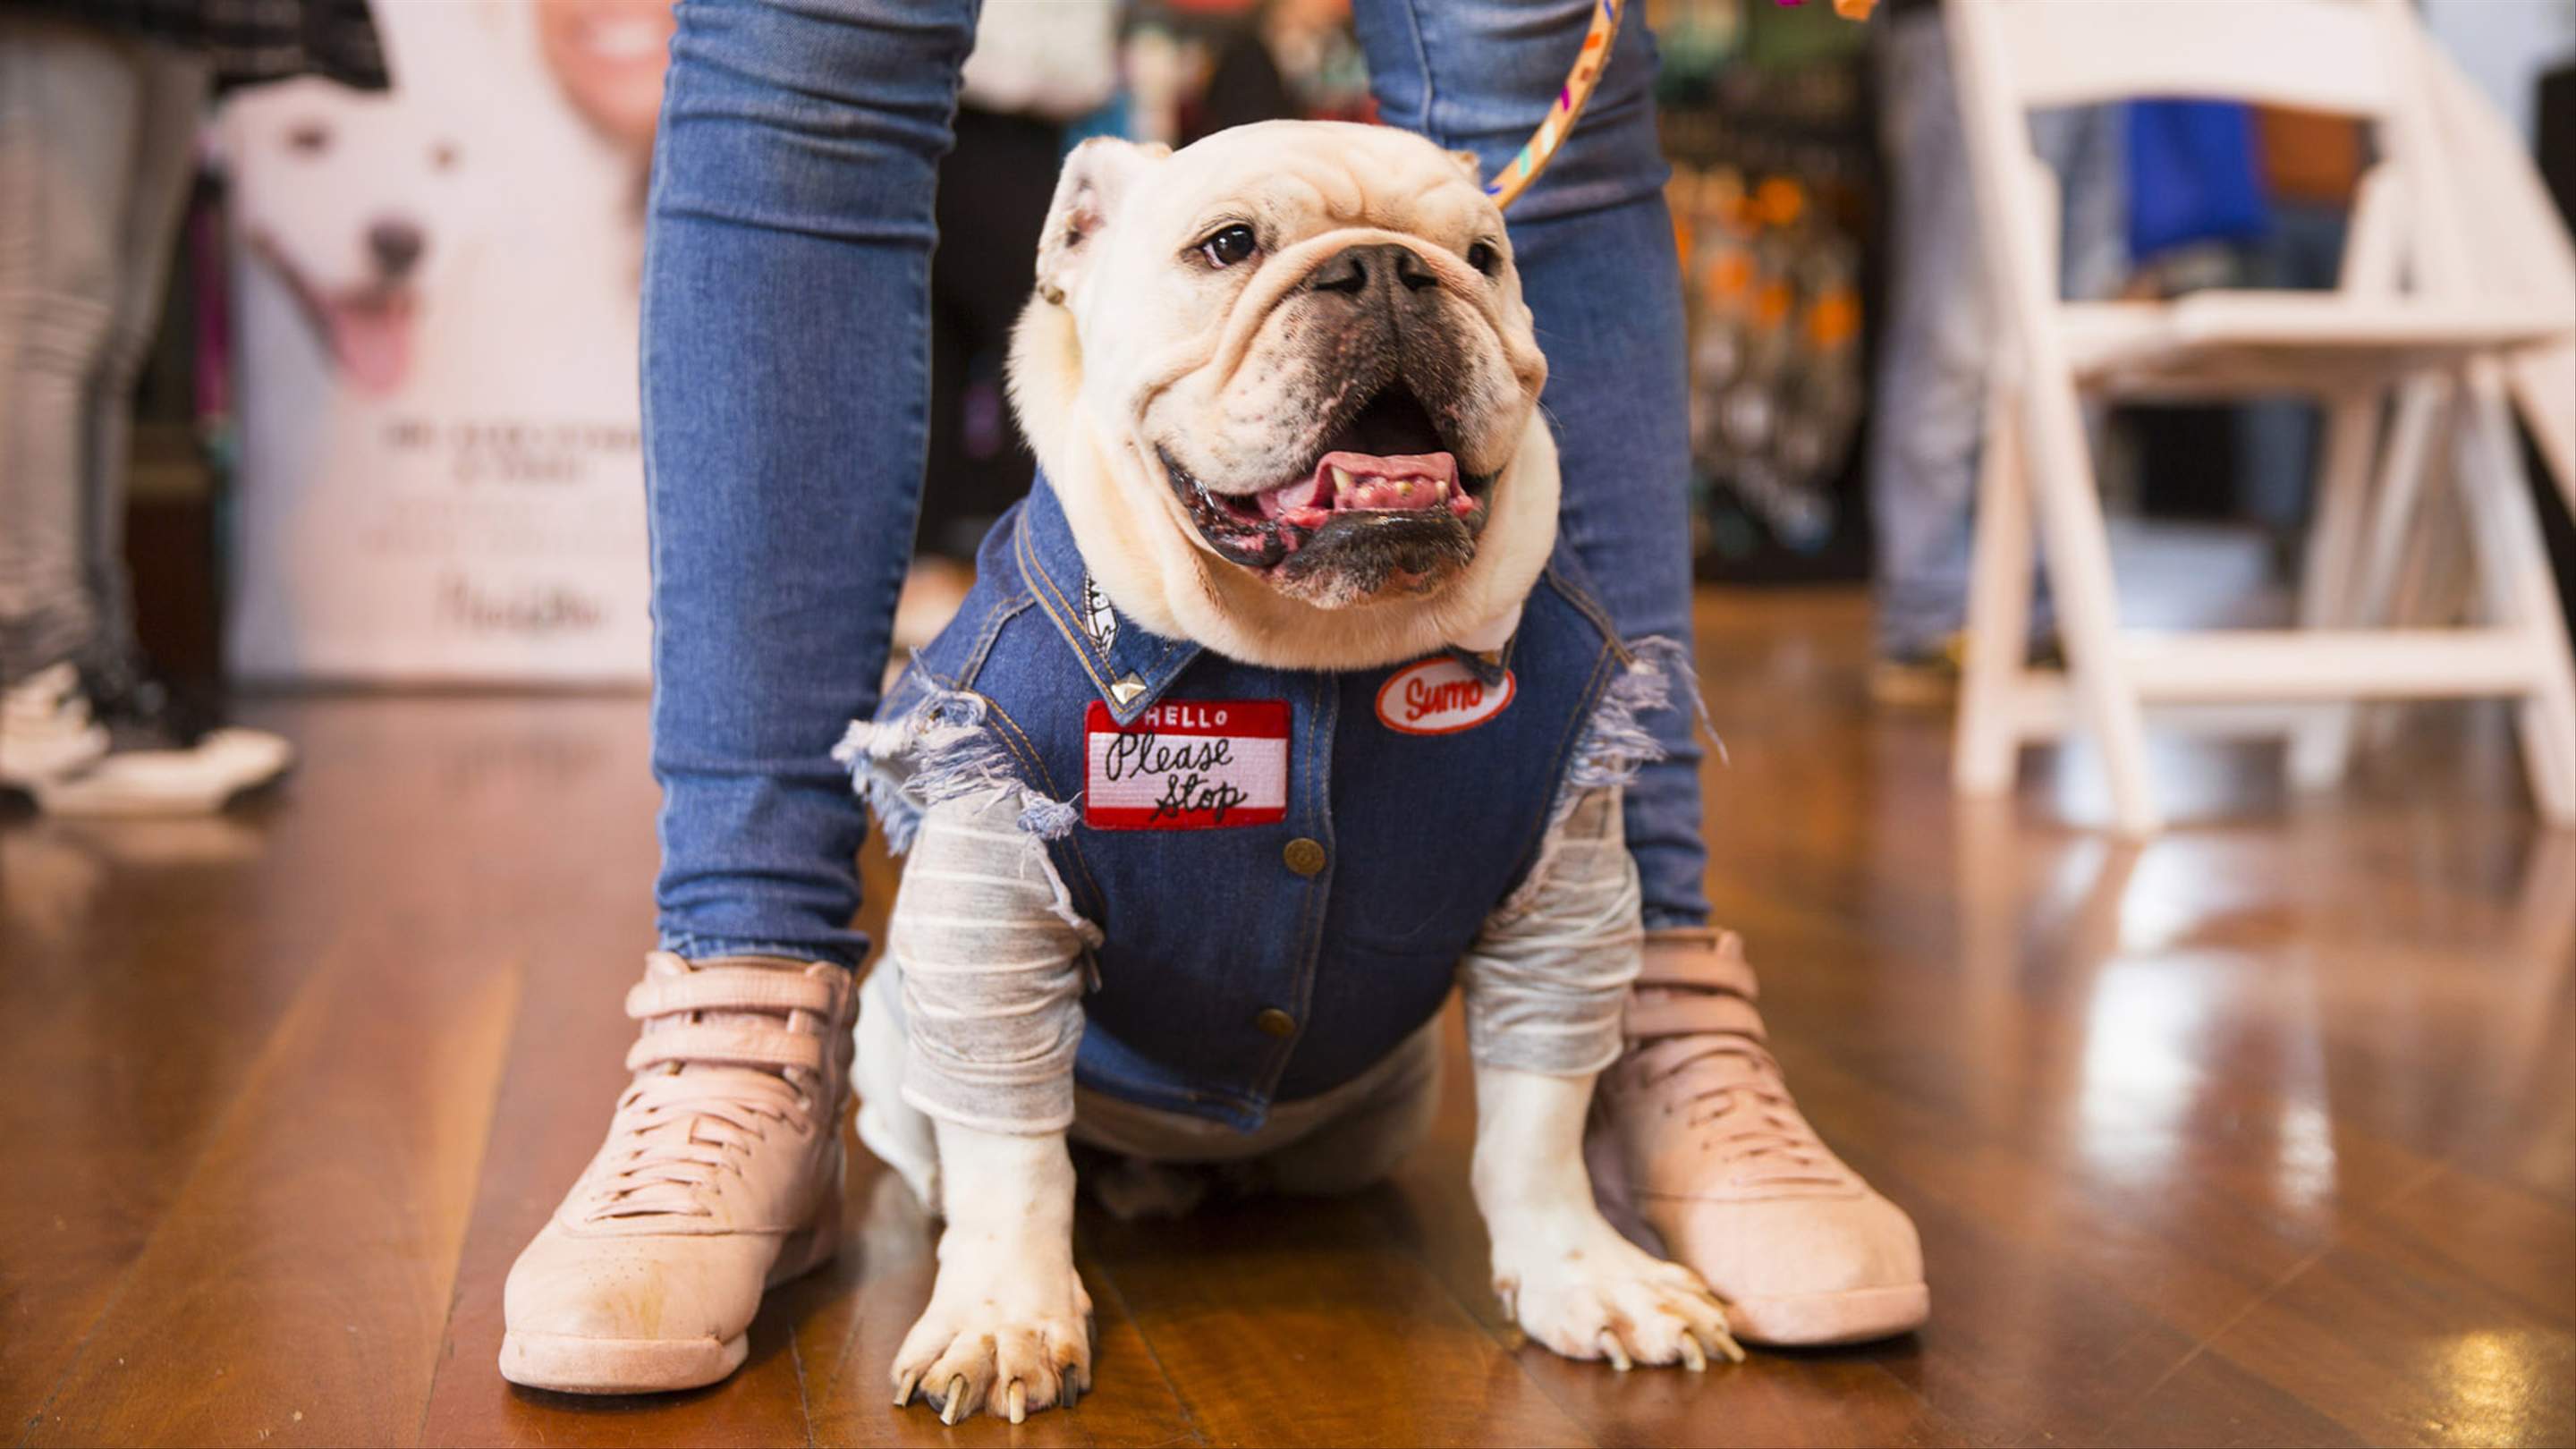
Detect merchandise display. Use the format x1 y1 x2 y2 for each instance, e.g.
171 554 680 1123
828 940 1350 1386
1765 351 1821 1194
1657 0 1879 582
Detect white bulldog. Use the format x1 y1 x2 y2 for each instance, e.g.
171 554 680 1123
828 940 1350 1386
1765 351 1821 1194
860 121 1737 1425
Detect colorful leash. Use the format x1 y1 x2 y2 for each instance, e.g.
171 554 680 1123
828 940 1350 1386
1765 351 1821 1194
1483 0 1625 212
1486 0 1877 212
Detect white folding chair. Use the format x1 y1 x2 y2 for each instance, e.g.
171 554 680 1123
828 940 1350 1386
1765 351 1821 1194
2417 40 2576 518
1943 0 2576 835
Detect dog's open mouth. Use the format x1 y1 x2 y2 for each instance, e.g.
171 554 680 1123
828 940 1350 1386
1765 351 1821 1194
248 230 421 398
318 287 419 396
1162 383 1494 574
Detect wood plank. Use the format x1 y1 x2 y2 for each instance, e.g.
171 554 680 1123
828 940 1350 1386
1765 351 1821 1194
2365 1165 2576 1327
2106 1217 2576 1447
0 813 326 1435
5 694 640 1437
1080 1152 1597 1449
24 947 519 1445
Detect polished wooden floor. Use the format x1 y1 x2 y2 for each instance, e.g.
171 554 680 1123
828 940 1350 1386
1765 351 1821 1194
4 589 2570 1447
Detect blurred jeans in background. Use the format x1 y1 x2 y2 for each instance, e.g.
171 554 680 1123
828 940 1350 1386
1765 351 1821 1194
1868 4 2125 663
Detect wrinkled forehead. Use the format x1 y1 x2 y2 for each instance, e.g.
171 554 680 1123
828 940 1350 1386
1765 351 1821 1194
1138 123 1499 243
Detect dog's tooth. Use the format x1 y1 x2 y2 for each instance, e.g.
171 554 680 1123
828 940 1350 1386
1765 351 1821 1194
1394 480 1414 499
1330 464 1356 496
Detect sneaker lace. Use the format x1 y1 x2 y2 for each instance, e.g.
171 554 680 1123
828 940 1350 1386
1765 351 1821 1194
582 962 838 1223
1625 934 1846 1190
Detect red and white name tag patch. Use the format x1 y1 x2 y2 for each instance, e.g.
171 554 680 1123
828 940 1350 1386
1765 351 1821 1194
1376 657 1515 735
1084 699 1289 831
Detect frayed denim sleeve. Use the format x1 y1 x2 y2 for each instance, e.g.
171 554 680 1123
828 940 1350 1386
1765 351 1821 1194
837 685 1079 854
1461 787 1643 1077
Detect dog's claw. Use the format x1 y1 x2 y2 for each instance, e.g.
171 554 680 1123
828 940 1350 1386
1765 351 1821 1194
1599 1331 1632 1372
892 1368 919 1408
1006 1380 1027 1424
941 1376 970 1426
1678 1333 1707 1372
1704 1324 1748 1365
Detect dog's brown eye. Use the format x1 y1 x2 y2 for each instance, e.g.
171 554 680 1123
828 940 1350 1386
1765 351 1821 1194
1466 241 1499 275
1199 225 1258 268
287 121 330 156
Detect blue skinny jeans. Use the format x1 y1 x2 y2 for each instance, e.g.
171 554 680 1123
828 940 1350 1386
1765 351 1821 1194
645 0 1707 967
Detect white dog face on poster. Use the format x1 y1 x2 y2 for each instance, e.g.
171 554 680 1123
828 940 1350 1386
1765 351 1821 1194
221 79 488 400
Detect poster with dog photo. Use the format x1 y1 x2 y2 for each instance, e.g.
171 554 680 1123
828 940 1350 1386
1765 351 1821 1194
220 0 670 682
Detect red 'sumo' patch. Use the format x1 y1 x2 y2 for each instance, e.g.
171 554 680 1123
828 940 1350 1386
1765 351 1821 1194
1084 699 1289 830
1376 657 1515 735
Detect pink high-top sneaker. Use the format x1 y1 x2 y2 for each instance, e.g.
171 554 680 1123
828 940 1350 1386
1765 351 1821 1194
501 953 855 1393
1589 928 1928 1346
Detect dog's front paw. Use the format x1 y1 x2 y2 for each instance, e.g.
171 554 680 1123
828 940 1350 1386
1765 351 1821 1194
1492 1212 1744 1371
893 1252 1096 1424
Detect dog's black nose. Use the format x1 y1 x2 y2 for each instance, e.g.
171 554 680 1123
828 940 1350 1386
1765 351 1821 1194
369 219 426 279
1309 242 1437 298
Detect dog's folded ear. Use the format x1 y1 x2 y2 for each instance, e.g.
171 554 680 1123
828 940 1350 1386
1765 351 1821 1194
1036 137 1171 307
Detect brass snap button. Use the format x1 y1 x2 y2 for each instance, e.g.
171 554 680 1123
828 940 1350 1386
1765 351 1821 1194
1255 1008 1297 1038
1283 837 1326 877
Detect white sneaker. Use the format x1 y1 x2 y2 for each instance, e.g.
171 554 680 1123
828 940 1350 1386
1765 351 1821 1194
1 662 292 818
1 664 110 787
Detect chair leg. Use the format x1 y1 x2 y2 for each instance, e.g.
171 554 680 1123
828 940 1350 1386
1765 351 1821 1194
2453 372 2576 825
2506 340 2576 520
2021 376 2159 835
2301 375 2453 787
1955 387 2033 796
2288 389 2385 790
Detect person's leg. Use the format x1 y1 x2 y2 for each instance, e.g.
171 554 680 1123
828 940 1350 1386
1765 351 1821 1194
2037 101 2127 309
1 26 301 815
2238 200 2346 536
1350 0 1707 930
78 40 212 683
644 0 979 968
1351 0 1928 1347
0 17 139 686
1867 5 1990 668
503 0 977 1395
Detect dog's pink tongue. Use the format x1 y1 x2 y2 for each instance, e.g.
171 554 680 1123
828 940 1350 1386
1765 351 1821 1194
329 300 413 397
1256 473 1330 521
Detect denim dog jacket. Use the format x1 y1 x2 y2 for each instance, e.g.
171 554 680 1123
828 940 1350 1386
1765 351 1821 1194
843 478 1682 1131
